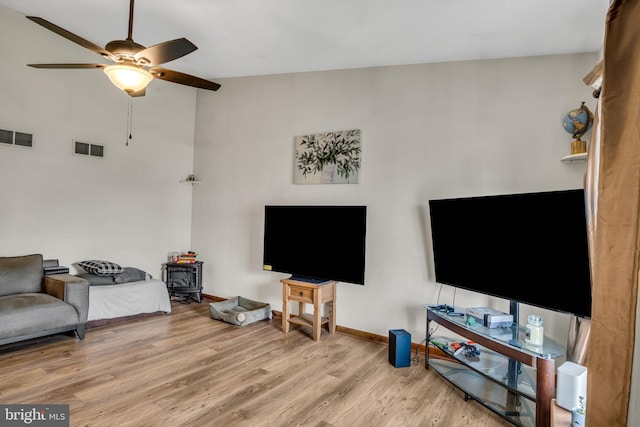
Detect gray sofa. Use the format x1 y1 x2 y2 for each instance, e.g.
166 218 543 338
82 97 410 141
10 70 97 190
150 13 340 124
0 254 89 346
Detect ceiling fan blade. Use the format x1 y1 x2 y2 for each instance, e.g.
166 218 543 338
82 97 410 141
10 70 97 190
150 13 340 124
134 38 197 67
26 17 117 61
28 63 107 69
150 67 221 91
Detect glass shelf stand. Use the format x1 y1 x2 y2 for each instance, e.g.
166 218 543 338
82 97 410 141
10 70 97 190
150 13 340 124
425 306 564 427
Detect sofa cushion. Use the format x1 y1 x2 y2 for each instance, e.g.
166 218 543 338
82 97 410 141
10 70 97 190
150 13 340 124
76 273 116 286
78 260 124 276
113 267 149 284
0 254 43 297
0 293 80 339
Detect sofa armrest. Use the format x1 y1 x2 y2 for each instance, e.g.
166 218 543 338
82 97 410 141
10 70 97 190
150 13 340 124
44 274 90 323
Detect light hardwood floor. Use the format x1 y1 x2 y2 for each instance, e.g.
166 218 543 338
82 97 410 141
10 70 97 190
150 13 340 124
0 299 512 427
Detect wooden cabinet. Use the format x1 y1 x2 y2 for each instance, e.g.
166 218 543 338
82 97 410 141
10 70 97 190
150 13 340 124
281 279 337 342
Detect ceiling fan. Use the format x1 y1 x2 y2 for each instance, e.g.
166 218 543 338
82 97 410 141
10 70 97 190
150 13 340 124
26 0 221 97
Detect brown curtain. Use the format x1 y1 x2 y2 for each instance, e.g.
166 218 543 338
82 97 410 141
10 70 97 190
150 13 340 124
586 1 640 425
566 60 603 366
566 317 591 364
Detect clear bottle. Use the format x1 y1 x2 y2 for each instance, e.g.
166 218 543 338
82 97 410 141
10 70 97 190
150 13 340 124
525 314 544 346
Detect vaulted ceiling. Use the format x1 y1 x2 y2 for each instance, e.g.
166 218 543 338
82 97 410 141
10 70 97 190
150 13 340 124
0 0 609 81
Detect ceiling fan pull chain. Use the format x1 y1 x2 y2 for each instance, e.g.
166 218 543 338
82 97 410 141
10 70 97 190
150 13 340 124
130 98 134 142
126 96 133 146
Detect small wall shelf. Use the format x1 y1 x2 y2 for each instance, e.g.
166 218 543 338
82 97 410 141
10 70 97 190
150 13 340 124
560 153 587 164
180 180 202 185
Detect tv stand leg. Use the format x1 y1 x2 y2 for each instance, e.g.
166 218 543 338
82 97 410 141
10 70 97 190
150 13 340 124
537 357 555 427
505 391 521 416
282 282 290 333
328 299 336 334
313 298 321 342
505 359 521 414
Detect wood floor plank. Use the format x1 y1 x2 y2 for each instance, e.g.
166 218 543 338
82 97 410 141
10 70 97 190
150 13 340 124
0 299 512 427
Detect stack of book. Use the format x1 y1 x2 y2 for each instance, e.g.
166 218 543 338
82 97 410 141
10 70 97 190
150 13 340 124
43 259 70 275
177 251 198 264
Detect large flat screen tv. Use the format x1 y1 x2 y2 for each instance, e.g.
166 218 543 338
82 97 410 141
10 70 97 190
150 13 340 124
428 189 592 318
263 205 367 285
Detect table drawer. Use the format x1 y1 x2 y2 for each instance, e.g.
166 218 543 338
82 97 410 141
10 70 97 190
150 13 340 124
289 285 313 302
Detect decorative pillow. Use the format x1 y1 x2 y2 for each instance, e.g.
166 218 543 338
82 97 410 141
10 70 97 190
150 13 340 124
113 267 149 284
77 260 124 276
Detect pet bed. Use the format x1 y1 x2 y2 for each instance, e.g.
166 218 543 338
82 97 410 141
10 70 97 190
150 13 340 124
209 296 271 326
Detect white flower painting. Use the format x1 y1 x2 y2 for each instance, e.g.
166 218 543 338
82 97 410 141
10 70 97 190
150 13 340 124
294 129 362 184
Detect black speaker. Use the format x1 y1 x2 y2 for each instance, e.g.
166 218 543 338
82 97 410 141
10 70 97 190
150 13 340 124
389 329 411 368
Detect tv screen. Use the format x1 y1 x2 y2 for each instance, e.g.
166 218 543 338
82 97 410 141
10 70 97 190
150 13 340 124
428 189 592 318
263 205 367 285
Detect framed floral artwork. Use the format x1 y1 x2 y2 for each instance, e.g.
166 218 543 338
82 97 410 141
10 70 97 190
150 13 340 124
294 129 361 184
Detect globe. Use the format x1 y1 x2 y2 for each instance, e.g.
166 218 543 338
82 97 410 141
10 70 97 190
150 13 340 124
562 103 593 139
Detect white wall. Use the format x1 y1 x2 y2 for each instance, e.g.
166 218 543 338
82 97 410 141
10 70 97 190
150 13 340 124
0 6 197 278
0 2 600 347
192 52 598 344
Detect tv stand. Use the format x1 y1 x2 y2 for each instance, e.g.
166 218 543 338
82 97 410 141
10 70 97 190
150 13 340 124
425 306 564 427
281 278 337 342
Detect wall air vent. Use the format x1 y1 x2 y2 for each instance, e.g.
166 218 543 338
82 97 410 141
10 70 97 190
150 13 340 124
14 132 33 147
0 128 33 148
74 140 104 158
0 129 13 144
90 144 104 157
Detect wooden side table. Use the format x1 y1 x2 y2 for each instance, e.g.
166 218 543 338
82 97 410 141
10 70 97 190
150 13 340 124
281 278 337 342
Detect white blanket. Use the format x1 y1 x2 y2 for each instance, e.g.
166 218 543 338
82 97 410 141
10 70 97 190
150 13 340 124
88 278 172 322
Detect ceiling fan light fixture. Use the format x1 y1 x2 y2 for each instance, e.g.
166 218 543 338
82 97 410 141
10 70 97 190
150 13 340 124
26 0 221 97
103 64 153 94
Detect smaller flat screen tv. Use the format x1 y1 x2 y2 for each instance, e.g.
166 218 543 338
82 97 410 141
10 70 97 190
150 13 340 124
263 205 366 285
429 189 592 318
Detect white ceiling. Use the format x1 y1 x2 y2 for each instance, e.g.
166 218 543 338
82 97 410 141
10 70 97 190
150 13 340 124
0 0 609 82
